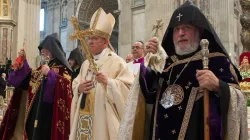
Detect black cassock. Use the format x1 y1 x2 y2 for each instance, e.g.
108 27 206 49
139 51 240 140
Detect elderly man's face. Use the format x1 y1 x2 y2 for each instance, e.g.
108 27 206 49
131 42 144 59
41 48 53 60
87 36 108 55
173 24 199 55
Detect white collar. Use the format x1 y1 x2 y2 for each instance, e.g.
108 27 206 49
93 48 107 60
134 56 143 62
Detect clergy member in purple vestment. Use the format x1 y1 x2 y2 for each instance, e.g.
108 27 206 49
127 41 145 76
0 34 72 140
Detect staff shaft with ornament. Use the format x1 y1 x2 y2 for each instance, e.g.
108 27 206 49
200 39 210 140
147 19 164 66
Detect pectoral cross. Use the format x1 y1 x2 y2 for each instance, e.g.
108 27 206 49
176 13 183 22
152 19 164 37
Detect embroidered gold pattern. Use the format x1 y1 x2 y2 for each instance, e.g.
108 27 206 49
29 70 43 94
164 114 168 119
230 64 239 83
228 83 240 89
63 72 71 81
163 52 225 73
57 120 65 134
57 98 70 120
170 55 178 62
178 88 199 140
24 65 70 124
65 108 70 120
195 88 204 101
58 98 66 112
52 68 59 74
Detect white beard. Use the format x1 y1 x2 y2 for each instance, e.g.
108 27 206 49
174 31 200 56
175 41 199 55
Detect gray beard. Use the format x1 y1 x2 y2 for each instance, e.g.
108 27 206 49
175 42 199 55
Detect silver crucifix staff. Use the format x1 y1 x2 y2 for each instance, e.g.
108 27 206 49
200 39 210 140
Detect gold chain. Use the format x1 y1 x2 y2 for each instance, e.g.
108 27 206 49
167 52 200 86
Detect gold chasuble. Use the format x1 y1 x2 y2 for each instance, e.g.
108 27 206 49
69 8 134 140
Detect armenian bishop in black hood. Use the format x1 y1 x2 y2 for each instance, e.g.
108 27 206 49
0 33 72 140
68 47 85 80
118 1 248 140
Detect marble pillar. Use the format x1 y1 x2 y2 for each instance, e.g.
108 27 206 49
15 0 40 68
0 0 16 64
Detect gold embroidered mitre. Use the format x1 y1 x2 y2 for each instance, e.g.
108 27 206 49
88 7 115 40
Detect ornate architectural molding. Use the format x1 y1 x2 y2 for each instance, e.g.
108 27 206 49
0 19 16 27
23 0 40 5
78 0 118 23
77 0 119 51
45 0 61 9
240 0 250 52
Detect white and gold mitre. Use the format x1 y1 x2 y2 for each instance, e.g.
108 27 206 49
88 7 115 40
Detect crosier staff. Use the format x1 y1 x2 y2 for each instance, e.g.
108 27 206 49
200 39 210 140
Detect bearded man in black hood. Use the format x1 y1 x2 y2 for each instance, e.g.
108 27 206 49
0 33 72 140
118 1 248 140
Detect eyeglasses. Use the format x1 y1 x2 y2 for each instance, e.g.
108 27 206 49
132 46 142 49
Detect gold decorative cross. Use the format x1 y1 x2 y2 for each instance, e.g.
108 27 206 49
152 19 164 37
69 16 98 73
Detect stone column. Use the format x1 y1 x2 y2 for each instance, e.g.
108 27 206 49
0 0 16 64
119 0 132 58
15 0 40 68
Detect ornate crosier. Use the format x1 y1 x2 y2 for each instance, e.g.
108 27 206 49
200 39 210 140
70 16 98 74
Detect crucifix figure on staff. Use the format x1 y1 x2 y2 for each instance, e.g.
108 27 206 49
117 1 248 140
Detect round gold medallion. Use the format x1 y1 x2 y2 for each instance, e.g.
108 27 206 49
168 84 184 105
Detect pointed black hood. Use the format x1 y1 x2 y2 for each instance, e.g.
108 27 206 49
162 1 228 57
162 1 241 80
68 47 85 67
38 33 72 71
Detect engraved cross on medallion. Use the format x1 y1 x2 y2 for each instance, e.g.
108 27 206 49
152 19 164 37
176 13 183 22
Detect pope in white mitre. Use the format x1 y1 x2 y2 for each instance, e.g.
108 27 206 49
69 8 134 140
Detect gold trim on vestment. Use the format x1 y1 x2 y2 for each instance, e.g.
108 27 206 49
92 9 101 30
178 87 199 140
229 64 239 83
77 87 95 140
25 69 43 123
132 90 146 140
163 52 225 73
